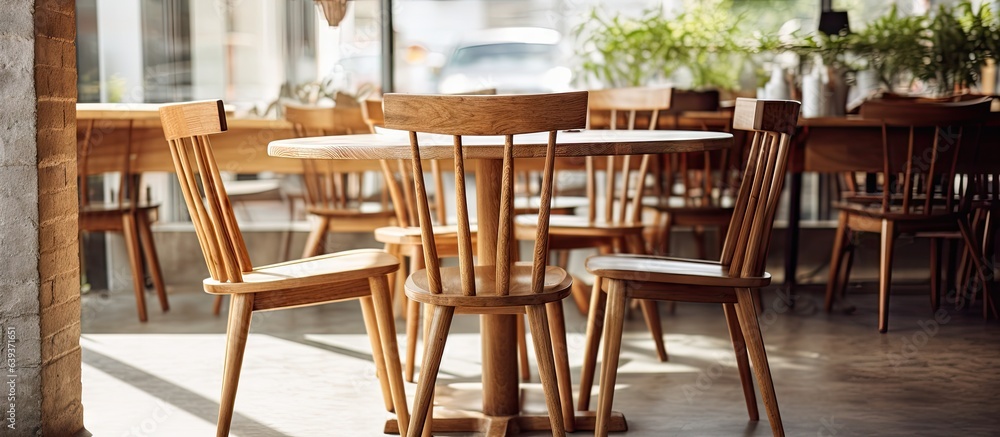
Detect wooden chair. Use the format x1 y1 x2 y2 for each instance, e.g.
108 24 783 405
824 97 994 332
78 119 168 322
157 100 410 437
580 98 801 436
956 121 1000 313
365 91 536 384
384 92 588 437
515 87 672 363
284 103 395 258
650 109 744 260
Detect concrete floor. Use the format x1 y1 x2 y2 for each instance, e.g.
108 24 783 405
80 281 1000 437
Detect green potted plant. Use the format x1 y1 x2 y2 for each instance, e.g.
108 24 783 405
850 5 929 93
573 0 750 103
921 1 998 94
672 0 746 92
573 8 682 88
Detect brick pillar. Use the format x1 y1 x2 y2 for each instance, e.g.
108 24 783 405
0 0 83 435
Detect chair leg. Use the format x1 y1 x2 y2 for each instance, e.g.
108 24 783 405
420 303 434 437
596 279 627 437
878 220 896 333
824 212 849 312
121 214 148 322
625 234 668 362
639 300 668 362
556 250 570 269
837 237 856 302
383 243 399 305
733 289 784 437
216 293 254 437
954 238 971 308
723 303 758 421
546 301 575 432
577 278 606 411
136 211 169 312
404 298 419 383
693 226 707 260
405 253 425 383
658 213 673 256
930 238 941 311
517 313 531 382
407 304 454 437
359 296 394 412
301 216 329 258
212 295 224 316
370 276 411 437
525 304 567 437
957 218 999 320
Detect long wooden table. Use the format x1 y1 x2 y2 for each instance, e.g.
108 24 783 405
784 114 1000 296
268 129 733 435
77 103 319 174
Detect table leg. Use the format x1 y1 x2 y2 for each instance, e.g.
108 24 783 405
784 171 803 305
476 159 520 416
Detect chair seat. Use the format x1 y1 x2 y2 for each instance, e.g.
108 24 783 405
833 200 963 221
644 196 734 211
80 204 159 232
405 263 573 307
223 179 282 197
513 196 590 215
203 248 399 294
839 193 958 205
374 224 478 246
80 203 159 215
586 254 770 288
514 214 644 237
307 201 394 217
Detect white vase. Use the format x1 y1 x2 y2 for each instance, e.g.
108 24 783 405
802 69 825 118
764 66 789 101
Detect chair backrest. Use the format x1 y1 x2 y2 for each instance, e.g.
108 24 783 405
720 98 801 278
159 100 252 283
859 97 992 215
383 92 588 296
285 103 388 212
362 90 497 134
585 87 672 225
661 109 746 210
967 120 1000 206
78 118 142 211
361 99 384 133
378 156 450 227
373 89 502 226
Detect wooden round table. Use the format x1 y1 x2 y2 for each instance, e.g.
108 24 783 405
269 129 733 435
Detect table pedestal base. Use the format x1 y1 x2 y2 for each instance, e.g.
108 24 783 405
384 411 628 435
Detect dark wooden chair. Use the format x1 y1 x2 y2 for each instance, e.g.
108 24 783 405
824 97 994 332
158 100 410 437
384 92 589 437
580 98 801 436
78 119 168 322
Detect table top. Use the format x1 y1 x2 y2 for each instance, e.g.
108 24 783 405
267 129 733 160
77 103 165 120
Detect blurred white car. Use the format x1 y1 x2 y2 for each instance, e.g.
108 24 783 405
438 27 573 94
